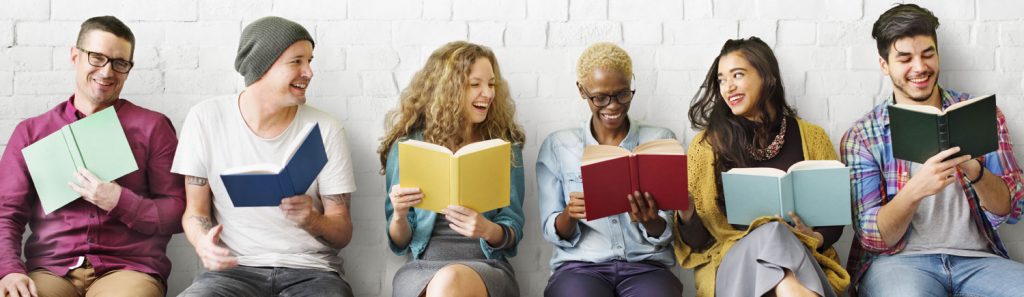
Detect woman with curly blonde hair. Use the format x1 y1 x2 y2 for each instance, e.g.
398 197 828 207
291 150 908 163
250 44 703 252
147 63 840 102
379 41 525 297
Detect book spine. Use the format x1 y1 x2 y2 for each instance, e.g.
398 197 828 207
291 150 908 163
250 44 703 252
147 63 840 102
628 155 640 193
451 156 459 207
279 167 296 197
62 127 86 169
937 115 950 150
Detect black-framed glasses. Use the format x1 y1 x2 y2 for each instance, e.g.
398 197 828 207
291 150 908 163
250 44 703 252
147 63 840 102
77 47 134 74
577 82 635 107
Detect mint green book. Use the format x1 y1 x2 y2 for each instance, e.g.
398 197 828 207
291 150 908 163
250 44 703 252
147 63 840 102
721 160 852 227
21 107 138 214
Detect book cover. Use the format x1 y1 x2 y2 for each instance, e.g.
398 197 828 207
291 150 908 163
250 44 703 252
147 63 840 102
398 139 511 213
580 139 688 220
890 94 997 163
721 160 852 227
220 122 328 207
22 107 138 214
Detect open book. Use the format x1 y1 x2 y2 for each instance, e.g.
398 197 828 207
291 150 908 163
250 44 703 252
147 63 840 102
399 139 511 213
721 160 851 227
220 122 327 207
580 139 688 220
889 94 997 163
22 107 138 214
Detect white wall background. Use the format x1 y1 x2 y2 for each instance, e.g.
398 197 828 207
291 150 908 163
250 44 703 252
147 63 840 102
2 0 1023 296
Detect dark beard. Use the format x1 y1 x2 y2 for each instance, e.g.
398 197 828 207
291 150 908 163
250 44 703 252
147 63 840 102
891 77 937 103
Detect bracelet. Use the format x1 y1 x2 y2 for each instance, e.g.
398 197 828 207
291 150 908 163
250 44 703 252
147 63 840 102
969 159 984 185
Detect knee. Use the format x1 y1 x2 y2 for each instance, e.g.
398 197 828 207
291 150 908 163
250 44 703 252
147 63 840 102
425 265 485 297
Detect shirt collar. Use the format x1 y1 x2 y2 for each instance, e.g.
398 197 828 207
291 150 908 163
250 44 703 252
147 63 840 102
581 115 640 149
62 95 124 121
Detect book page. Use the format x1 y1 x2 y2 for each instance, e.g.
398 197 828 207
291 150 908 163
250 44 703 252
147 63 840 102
454 138 508 157
725 167 787 177
279 122 319 165
945 94 993 113
634 139 685 155
787 160 843 173
581 145 632 165
891 103 942 115
402 139 455 155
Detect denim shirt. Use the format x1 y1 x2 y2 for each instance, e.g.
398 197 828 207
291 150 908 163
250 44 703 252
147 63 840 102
384 131 525 260
536 118 678 270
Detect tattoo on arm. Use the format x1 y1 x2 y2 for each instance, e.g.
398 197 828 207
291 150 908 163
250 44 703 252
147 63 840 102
186 176 208 186
322 193 352 210
190 215 214 232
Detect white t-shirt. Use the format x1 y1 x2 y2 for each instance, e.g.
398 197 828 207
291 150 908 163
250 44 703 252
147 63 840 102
171 94 357 273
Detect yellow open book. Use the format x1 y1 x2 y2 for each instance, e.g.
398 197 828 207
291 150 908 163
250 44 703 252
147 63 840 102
398 139 511 213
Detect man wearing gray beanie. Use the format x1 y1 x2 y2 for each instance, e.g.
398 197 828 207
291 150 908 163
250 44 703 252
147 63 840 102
174 16 357 297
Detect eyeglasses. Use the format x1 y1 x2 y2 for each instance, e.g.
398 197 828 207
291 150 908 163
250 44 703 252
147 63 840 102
577 82 635 107
77 47 134 74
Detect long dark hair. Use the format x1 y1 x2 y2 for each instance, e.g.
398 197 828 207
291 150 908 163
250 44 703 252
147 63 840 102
688 37 797 205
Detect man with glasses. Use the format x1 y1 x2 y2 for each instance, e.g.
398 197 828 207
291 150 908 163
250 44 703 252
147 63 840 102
0 16 184 297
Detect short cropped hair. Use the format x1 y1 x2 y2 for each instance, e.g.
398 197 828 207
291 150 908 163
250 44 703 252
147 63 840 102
76 16 136 60
871 4 940 60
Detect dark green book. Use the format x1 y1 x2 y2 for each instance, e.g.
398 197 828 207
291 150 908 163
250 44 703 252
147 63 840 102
889 94 997 164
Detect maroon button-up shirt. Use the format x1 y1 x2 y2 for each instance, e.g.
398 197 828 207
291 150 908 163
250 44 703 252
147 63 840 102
0 96 185 282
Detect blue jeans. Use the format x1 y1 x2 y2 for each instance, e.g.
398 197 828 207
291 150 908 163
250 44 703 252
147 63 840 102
860 253 1024 297
178 266 353 297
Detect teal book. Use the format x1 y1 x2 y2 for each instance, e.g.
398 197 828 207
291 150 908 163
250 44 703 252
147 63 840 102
721 160 852 227
889 94 997 164
21 107 138 214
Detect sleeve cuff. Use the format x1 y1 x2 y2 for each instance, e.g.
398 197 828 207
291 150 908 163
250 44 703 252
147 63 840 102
638 212 674 246
544 213 581 248
108 187 142 220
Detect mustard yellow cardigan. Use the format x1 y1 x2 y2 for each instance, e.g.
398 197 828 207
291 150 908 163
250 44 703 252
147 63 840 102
673 119 850 297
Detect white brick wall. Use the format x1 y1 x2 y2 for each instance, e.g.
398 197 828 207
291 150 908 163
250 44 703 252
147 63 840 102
1 1 1023 296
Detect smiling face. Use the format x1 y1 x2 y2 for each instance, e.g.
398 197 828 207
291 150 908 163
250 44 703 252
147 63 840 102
463 57 495 125
718 51 765 121
251 40 314 107
881 35 941 105
72 30 132 108
581 68 631 132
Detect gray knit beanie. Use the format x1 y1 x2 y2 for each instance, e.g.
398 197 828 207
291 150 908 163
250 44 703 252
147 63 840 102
235 16 315 86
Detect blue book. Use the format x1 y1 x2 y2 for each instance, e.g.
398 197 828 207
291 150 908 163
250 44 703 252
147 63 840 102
721 160 852 227
220 123 327 207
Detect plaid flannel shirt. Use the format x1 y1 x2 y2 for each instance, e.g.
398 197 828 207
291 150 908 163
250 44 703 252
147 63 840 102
840 87 1024 293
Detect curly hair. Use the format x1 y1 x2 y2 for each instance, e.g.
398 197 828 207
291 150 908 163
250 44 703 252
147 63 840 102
576 42 633 83
378 41 525 173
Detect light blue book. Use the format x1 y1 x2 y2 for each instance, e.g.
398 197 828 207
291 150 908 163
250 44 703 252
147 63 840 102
721 160 852 227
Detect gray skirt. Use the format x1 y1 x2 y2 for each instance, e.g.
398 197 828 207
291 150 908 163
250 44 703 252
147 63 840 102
392 219 518 297
715 222 837 297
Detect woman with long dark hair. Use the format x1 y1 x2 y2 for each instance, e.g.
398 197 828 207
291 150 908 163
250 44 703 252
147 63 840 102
673 37 850 297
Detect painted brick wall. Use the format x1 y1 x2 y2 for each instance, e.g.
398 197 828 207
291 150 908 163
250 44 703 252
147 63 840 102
2 1 1023 296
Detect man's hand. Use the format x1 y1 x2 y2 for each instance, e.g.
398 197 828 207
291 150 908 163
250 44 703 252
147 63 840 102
280 195 319 228
904 147 973 201
68 168 122 211
0 273 37 297
196 225 237 271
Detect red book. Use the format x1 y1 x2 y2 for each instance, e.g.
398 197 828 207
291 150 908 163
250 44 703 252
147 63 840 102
580 139 688 220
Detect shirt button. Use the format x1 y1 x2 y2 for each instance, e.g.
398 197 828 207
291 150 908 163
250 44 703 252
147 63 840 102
616 245 623 249
611 219 618 224
90 213 95 218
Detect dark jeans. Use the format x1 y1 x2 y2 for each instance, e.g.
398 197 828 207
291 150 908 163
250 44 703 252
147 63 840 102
544 260 683 297
177 266 353 297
